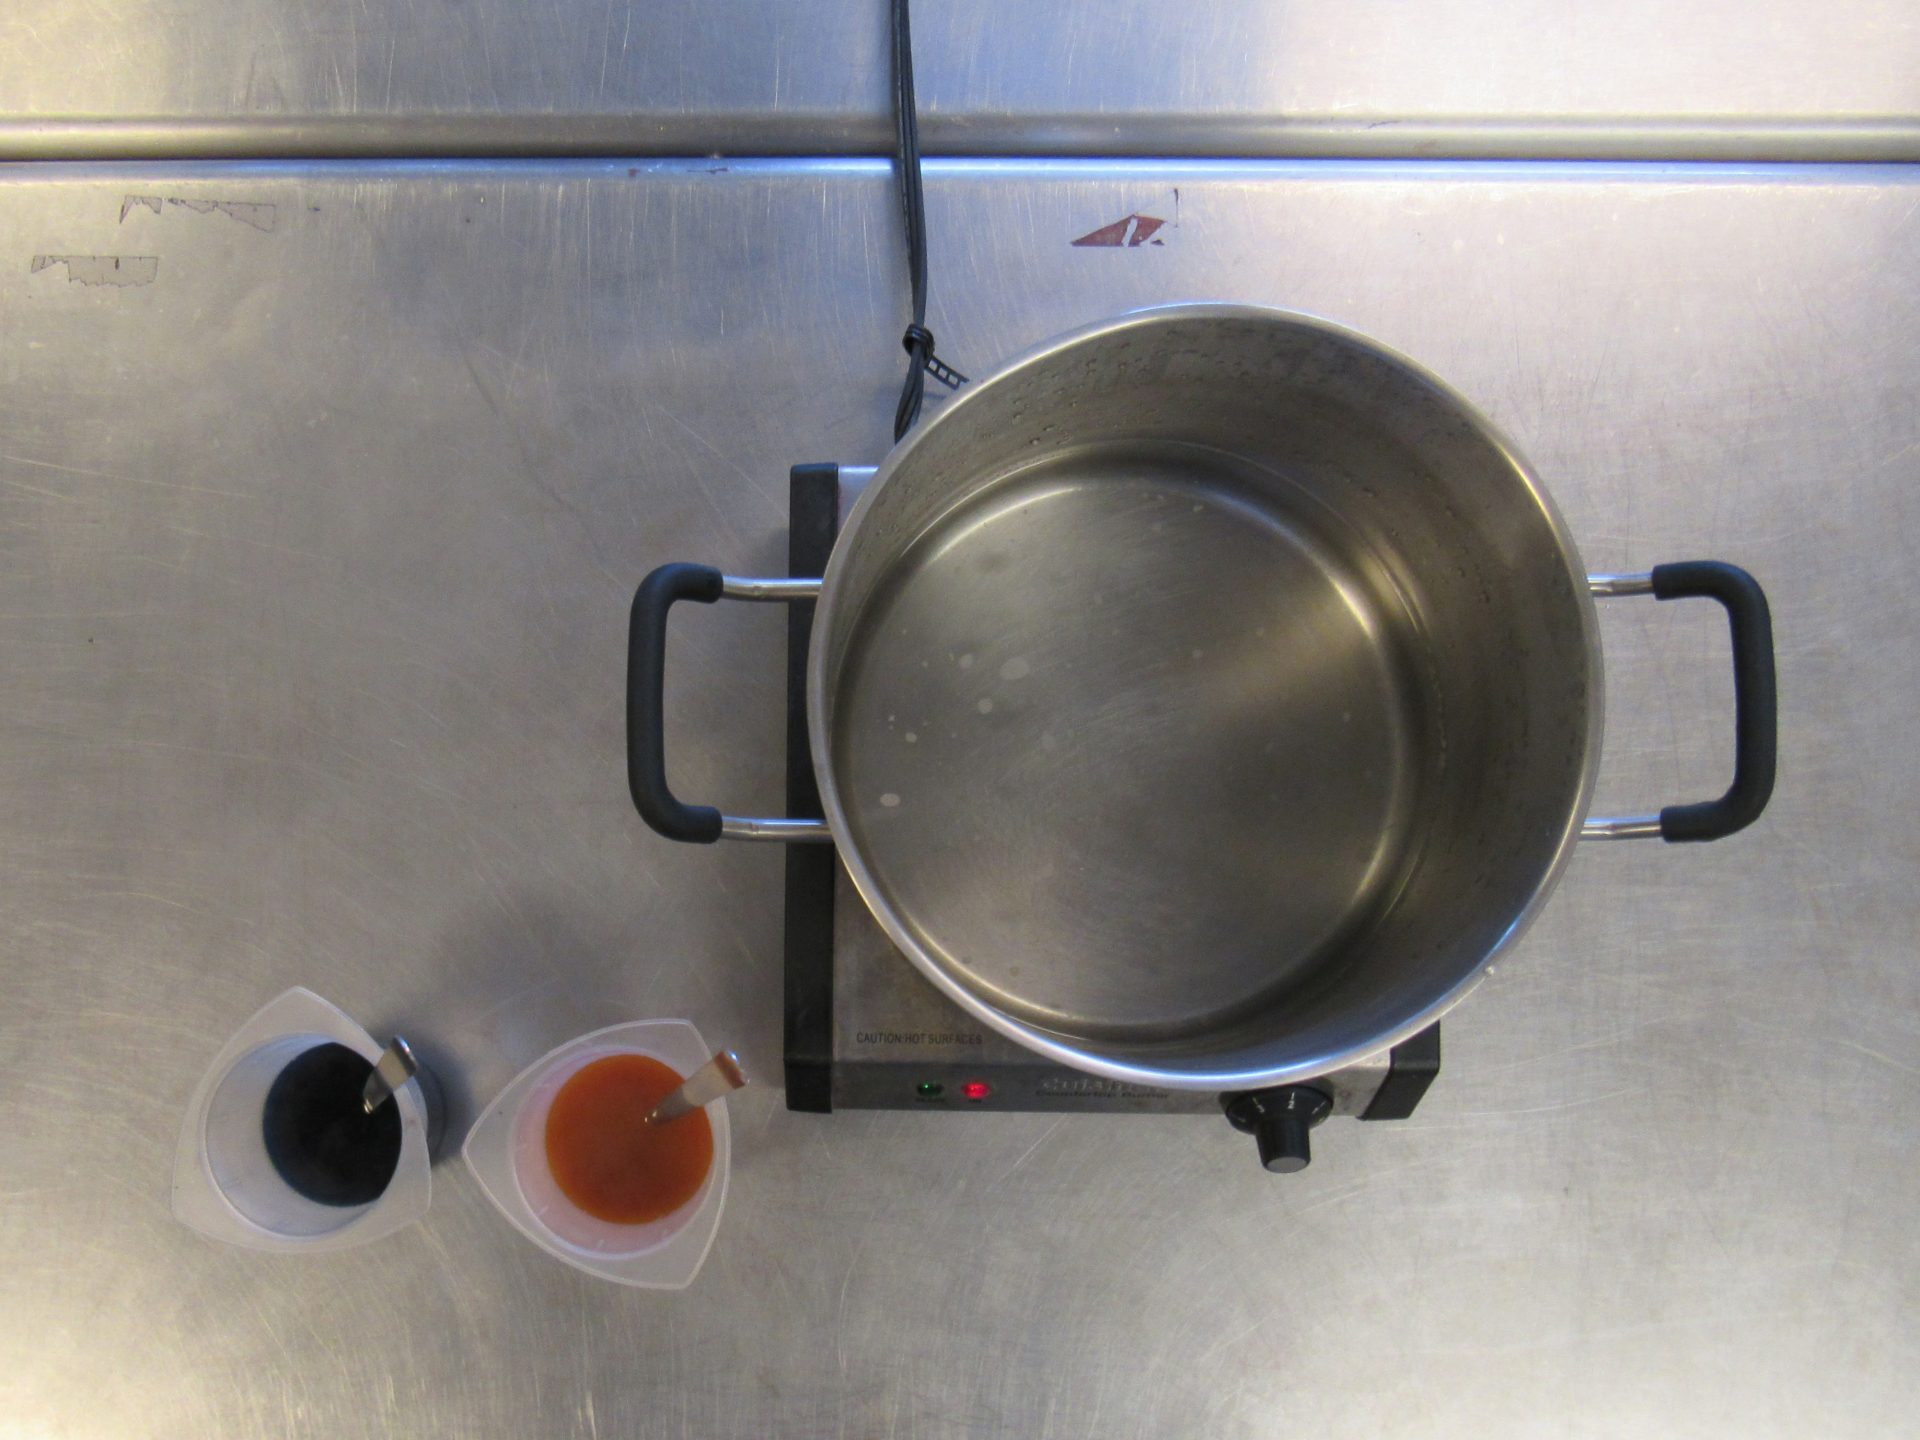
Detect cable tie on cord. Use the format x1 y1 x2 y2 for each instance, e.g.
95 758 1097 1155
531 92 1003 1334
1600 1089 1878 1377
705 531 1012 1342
902 324 967 390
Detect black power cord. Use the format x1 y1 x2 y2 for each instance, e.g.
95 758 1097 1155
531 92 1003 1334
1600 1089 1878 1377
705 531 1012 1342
890 0 966 441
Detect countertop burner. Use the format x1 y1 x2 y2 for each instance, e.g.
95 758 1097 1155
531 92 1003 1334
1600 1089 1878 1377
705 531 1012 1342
780 465 1440 1158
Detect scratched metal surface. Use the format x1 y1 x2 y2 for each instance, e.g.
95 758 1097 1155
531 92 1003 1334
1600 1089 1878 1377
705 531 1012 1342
2 1 1918 160
1 159 1915 1438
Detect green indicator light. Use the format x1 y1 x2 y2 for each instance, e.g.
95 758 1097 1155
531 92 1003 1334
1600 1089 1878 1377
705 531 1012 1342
916 1081 944 1098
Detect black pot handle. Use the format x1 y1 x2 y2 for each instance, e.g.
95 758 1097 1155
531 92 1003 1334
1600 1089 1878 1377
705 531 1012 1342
1584 560 1777 843
627 563 832 844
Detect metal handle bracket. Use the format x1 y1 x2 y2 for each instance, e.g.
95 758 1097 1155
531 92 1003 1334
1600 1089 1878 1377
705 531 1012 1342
1582 562 1777 843
627 563 832 844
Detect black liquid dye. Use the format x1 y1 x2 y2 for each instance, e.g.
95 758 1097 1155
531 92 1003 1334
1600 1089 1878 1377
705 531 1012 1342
261 1042 402 1206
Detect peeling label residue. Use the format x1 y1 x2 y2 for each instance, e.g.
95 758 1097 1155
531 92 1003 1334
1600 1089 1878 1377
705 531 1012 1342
167 198 276 232
118 195 277 233
1071 213 1167 248
29 254 159 287
1072 189 1180 249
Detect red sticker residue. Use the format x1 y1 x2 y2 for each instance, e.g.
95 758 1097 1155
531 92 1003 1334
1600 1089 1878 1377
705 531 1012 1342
1071 213 1167 248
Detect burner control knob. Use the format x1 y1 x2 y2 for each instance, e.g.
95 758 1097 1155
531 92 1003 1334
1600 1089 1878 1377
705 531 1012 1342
1221 1086 1333 1173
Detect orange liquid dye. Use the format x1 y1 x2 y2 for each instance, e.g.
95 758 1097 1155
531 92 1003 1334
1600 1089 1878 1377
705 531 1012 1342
543 1054 713 1224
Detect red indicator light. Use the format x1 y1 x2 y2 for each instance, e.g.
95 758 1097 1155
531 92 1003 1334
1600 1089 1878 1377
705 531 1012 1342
961 1080 991 1101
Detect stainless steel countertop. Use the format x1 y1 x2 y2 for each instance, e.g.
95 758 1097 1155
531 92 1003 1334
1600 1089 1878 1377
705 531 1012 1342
2 158 1916 1437
2 1 1917 160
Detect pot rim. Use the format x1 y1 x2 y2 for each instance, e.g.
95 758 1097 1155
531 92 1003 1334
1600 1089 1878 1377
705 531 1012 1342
806 302 1604 1091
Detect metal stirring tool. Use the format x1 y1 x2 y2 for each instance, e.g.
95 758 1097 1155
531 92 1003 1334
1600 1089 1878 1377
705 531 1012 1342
361 1036 419 1115
647 1050 747 1124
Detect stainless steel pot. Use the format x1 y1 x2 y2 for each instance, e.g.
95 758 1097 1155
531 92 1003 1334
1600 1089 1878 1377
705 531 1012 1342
629 306 1775 1092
